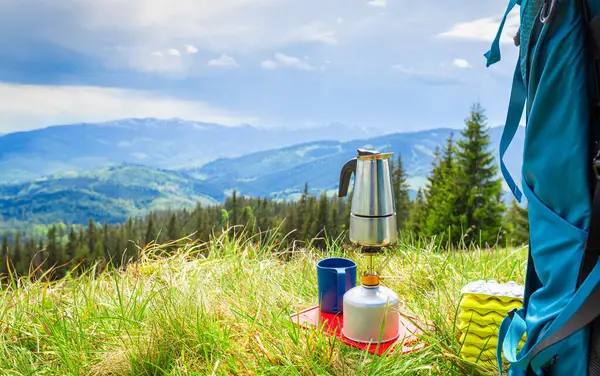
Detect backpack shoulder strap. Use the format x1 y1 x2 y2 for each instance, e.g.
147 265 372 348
523 0 600 371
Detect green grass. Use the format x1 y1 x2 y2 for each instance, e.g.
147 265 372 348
0 229 527 375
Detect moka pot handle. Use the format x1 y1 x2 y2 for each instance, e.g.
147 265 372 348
338 158 357 197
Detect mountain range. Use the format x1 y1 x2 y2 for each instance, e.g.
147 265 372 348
0 118 381 184
184 126 525 200
0 118 525 230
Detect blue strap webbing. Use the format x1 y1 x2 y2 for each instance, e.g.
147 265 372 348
485 0 525 202
497 307 525 375
496 259 600 372
498 62 526 202
484 0 521 67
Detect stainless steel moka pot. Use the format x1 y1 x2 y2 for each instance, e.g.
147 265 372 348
338 148 398 247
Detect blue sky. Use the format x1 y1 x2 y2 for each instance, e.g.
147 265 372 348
0 0 521 134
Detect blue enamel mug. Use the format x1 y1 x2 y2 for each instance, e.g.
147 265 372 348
317 257 357 314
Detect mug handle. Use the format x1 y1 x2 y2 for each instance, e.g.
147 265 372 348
336 268 346 313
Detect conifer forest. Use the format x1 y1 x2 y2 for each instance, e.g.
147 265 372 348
0 104 529 280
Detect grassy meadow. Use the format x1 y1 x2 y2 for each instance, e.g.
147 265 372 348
0 229 527 375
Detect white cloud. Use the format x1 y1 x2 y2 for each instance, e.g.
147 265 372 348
453 58 472 68
436 12 519 44
261 52 316 70
110 46 194 74
3 0 343 74
274 53 315 69
185 44 198 54
166 48 181 56
207 54 239 67
284 22 337 45
260 60 279 69
0 83 259 133
367 0 386 8
337 17 344 24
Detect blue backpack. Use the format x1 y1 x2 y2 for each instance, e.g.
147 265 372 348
486 0 600 374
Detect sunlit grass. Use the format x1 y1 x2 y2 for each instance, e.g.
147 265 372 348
0 227 527 375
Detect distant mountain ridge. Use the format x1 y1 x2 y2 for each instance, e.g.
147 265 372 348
183 125 525 200
0 118 383 184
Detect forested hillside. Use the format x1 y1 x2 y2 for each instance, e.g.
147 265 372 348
0 164 221 231
0 104 529 280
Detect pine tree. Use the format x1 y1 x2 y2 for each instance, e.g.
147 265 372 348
25 239 39 278
57 222 67 245
455 103 506 246
103 221 110 259
87 218 96 258
194 203 203 240
93 236 105 269
423 134 461 245
125 218 135 245
317 192 331 233
408 189 427 236
167 213 178 241
505 199 529 245
240 205 255 231
78 226 86 260
197 205 211 241
314 192 332 248
303 196 319 242
423 146 441 220
298 184 309 238
144 215 156 246
14 232 29 275
46 225 60 270
66 226 79 262
114 227 125 267
256 198 270 231
338 197 350 235
392 154 411 231
283 203 299 241
231 190 239 226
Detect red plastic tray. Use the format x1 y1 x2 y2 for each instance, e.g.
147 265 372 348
289 305 426 356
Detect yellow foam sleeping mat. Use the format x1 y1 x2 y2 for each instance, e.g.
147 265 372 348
457 280 525 364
